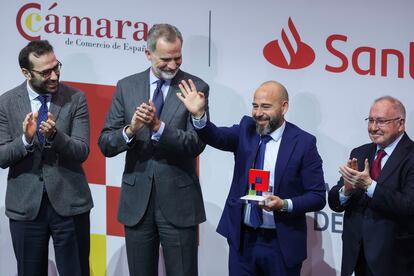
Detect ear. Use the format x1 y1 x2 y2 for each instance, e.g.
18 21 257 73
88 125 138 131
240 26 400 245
281 101 289 115
144 49 152 61
398 118 405 132
21 68 31 80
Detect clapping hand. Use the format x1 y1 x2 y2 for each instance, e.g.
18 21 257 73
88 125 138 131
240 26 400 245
339 158 372 192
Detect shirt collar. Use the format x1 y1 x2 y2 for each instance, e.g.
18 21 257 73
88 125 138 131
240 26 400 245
26 81 51 101
267 121 286 142
377 133 404 156
149 69 171 86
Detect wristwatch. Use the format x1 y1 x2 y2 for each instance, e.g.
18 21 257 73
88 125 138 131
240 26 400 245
281 199 289 212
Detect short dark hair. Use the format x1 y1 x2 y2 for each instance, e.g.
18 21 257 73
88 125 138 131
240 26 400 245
18 40 54 70
147 24 183 52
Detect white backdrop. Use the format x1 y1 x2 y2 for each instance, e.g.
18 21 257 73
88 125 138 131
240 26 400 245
1 1 414 275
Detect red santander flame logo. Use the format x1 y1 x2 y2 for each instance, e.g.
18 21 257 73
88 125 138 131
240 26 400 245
263 18 315 69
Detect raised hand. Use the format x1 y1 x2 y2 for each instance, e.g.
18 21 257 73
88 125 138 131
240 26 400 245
176 79 206 118
22 112 37 143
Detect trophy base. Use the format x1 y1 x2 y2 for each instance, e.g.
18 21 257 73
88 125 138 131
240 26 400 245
240 195 266 204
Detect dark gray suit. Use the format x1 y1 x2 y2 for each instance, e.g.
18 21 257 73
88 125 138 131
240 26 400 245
0 81 93 275
98 68 208 275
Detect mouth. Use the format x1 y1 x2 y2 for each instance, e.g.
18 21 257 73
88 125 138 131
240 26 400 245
254 116 269 123
370 133 383 138
46 81 58 90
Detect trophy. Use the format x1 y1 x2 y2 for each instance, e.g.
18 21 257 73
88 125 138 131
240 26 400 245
240 168 271 204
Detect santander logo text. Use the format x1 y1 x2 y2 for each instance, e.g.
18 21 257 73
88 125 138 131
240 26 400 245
263 18 315 69
264 18 414 79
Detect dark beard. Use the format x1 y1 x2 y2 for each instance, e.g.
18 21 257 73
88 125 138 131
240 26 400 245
29 78 58 94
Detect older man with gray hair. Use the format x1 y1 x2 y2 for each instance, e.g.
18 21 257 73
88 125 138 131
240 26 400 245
329 96 414 276
99 23 209 276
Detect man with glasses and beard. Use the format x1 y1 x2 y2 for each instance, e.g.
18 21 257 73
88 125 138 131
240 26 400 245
329 96 414 276
0 40 93 275
98 23 208 276
177 80 326 276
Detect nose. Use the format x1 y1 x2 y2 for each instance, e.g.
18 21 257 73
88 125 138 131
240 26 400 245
49 70 59 80
368 121 380 132
254 107 264 117
167 60 178 70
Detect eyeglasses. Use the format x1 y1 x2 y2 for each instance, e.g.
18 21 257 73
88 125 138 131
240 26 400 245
30 61 62 79
365 117 402 127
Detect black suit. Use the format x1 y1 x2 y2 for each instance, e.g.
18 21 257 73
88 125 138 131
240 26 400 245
328 133 414 276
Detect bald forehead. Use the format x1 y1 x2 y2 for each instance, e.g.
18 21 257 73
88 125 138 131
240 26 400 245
254 82 288 102
370 99 402 117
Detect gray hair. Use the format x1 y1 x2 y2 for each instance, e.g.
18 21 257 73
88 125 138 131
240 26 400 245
147 24 183 52
374 96 406 118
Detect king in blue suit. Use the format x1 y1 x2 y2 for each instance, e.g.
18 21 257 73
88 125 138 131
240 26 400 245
177 80 326 276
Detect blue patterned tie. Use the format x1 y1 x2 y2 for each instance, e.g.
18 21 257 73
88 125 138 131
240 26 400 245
37 95 48 145
152 79 165 118
250 135 272 228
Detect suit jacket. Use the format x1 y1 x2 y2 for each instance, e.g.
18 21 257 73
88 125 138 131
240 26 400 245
328 133 414 276
0 81 93 220
98 69 208 227
196 116 326 267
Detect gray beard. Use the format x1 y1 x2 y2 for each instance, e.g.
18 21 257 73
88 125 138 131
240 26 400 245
159 69 178 80
256 117 279 135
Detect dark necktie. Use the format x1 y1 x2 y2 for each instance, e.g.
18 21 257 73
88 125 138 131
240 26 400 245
37 95 48 145
152 79 165 118
250 135 272 228
370 149 386 181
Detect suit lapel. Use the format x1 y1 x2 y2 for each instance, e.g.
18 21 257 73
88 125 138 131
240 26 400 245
160 71 183 124
16 82 42 147
16 82 32 122
274 123 298 194
141 69 151 104
49 84 65 122
378 134 411 183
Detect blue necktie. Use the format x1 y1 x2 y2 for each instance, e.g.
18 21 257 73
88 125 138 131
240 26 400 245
250 135 272 228
37 95 48 145
152 79 165 118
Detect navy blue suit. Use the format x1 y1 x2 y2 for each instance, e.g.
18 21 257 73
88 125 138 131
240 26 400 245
197 116 326 269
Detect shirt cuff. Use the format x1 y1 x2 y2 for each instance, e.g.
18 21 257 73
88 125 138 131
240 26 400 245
22 134 34 150
151 121 165 141
366 180 377 198
192 113 207 129
286 199 293 212
339 186 350 205
122 126 135 143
